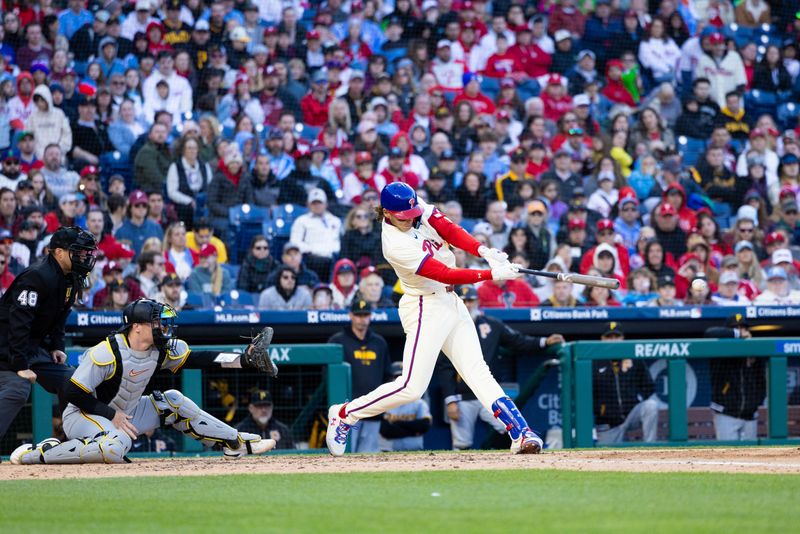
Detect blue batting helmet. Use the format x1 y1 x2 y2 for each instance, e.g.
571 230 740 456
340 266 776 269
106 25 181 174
380 182 423 220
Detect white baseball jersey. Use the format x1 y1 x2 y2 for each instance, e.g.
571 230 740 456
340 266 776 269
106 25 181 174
381 200 456 296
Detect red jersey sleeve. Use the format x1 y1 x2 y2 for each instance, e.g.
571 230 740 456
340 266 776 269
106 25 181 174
427 209 482 256
417 255 492 285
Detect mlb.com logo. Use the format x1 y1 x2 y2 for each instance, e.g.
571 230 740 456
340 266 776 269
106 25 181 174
530 309 541 321
77 313 89 326
307 311 319 324
746 306 757 319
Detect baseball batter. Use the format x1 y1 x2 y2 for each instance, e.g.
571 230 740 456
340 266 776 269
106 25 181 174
327 182 543 455
10 299 278 464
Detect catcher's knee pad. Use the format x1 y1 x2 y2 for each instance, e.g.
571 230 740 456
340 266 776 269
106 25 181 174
150 389 239 448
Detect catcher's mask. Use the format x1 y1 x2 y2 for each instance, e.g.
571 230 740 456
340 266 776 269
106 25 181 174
49 226 98 277
119 298 178 352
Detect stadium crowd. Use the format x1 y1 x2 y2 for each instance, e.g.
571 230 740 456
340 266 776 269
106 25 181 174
0 0 799 311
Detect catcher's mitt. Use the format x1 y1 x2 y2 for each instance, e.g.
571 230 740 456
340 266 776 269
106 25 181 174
242 326 278 377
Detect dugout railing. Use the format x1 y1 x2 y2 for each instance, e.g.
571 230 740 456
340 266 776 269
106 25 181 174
27 344 351 453
559 338 798 448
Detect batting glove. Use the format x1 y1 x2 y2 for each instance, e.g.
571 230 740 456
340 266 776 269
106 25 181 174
491 262 523 281
478 245 509 269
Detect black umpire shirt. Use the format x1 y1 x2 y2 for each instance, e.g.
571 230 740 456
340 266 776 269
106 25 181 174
0 255 80 371
439 314 549 404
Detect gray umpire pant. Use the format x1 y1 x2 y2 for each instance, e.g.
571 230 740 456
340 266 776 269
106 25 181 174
596 397 660 445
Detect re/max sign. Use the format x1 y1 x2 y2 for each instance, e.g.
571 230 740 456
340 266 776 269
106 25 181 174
633 342 691 358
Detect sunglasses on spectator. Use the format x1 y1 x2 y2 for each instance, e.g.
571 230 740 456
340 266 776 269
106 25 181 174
738 227 754 233
3 159 19 165
112 81 125 85
0 238 13 245
786 210 798 215
253 245 268 250
355 213 370 219
281 274 296 280
598 230 614 236
621 207 638 212
133 203 147 208
83 176 99 181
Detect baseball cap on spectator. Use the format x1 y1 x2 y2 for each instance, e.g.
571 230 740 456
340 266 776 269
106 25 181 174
772 249 793 266
783 200 799 213
734 240 754 253
765 231 786 246
721 255 738 268
252 44 269 56
129 190 148 205
306 30 321 41
662 159 682 175
355 151 373 164
434 107 452 119
135 0 151 11
230 27 251 43
568 218 586 230
339 142 354 153
422 0 438 10
781 153 800 165
350 297 373 315
527 200 547 215
80 165 100 178
554 29 571 43
159 272 182 288
440 149 456 161
102 261 123 276
436 40 451 50
389 147 404 158
708 32 725 44
60 193 80 205
596 219 614 232
658 274 676 288
267 128 283 141
16 179 34 191
463 72 480 86
658 203 677 216
99 36 117 51
360 265 380 280
311 70 328 84
749 128 766 140
766 267 788 280
293 144 312 159
95 9 111 23
1 148 20 162
719 271 739 285
547 74 563 86
496 110 512 122
573 94 591 107
779 186 796 201
576 50 596 62
500 78 515 88
308 188 327 204
283 242 301 253
619 195 639 208
737 204 759 225
368 96 388 111
108 278 128 292
194 20 210 31
199 244 218 258
510 148 527 163
396 58 414 70
19 220 37 232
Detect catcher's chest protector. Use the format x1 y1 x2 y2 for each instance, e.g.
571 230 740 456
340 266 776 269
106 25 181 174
100 334 166 413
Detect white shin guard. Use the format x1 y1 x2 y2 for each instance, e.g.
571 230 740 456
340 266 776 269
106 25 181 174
151 389 240 448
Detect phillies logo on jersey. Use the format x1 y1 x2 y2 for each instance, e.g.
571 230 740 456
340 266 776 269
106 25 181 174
422 239 443 255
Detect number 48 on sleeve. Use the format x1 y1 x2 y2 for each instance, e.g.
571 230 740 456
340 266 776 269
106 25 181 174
17 290 38 307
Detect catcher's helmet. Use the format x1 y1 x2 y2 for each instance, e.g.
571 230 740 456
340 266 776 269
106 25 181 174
380 182 423 220
49 226 98 277
120 298 178 352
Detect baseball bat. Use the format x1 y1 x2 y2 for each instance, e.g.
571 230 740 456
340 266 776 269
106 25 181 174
518 268 621 290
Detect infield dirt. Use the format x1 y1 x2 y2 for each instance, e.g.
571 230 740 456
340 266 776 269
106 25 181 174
1 447 799 480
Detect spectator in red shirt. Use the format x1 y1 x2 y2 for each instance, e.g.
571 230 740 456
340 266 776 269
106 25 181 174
541 74 573 122
580 219 631 277
477 277 540 308
453 72 496 115
601 59 637 107
482 34 519 80
549 0 587 39
508 25 551 78
300 70 332 129
379 147 420 189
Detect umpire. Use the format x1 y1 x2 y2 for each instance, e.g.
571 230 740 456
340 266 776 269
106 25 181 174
440 286 564 449
0 226 98 441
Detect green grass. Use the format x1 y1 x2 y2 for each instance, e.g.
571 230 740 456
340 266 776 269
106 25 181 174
1 469 798 533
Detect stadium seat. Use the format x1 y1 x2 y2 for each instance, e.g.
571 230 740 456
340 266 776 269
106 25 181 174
228 204 271 228
677 136 706 168
216 289 254 309
186 291 213 309
460 218 479 234
777 102 800 130
744 90 779 120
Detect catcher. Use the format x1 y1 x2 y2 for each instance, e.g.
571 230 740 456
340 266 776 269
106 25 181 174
10 298 278 464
